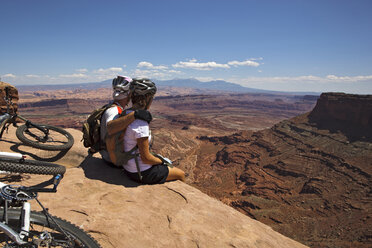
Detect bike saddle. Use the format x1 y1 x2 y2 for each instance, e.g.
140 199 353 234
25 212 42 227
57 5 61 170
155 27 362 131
0 113 10 125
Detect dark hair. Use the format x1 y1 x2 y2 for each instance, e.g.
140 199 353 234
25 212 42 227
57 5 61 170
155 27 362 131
131 93 153 109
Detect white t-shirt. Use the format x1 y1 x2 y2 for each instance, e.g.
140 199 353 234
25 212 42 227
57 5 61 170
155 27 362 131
123 110 152 173
99 103 123 162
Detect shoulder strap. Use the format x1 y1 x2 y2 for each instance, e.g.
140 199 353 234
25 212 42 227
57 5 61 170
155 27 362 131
111 102 123 115
112 133 142 181
100 103 123 150
117 106 122 115
134 149 143 182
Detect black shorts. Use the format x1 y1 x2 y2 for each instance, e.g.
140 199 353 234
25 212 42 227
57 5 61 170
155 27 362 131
125 164 169 185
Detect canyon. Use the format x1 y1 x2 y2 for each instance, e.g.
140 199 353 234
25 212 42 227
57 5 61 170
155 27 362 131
149 92 372 248
2 84 371 247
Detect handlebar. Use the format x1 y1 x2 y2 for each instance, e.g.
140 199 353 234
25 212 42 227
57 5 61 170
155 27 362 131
21 174 63 193
0 174 63 195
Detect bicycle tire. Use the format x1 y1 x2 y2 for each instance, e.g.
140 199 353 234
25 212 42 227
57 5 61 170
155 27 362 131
0 208 101 247
0 158 65 175
16 124 74 151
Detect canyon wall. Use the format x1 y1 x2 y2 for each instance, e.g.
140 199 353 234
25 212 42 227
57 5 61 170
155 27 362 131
309 93 372 140
190 93 372 248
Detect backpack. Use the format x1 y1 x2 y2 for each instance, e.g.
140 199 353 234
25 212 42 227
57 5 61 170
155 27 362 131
0 81 19 115
82 105 148 181
82 103 122 153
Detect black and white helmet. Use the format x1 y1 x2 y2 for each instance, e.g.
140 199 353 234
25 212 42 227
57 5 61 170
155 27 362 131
131 78 157 96
112 75 132 100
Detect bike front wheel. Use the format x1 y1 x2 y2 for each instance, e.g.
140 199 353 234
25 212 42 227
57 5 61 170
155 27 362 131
0 157 66 175
16 124 74 151
0 208 101 247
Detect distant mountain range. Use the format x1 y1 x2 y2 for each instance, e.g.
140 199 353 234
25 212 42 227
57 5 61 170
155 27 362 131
17 78 320 95
156 78 272 93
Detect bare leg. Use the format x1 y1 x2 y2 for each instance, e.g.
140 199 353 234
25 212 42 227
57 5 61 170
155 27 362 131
166 167 185 182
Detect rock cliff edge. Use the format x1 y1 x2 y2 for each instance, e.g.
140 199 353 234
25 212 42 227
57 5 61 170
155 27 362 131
0 127 307 248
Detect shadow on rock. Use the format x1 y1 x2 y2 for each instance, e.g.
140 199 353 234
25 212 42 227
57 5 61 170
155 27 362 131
0 174 30 183
79 154 139 188
308 115 372 142
9 143 69 162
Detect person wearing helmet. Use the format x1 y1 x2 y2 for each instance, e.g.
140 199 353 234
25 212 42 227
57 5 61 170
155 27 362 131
122 78 185 184
100 75 152 164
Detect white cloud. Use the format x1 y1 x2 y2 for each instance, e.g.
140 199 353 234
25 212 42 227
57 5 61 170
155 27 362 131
26 74 41 78
133 62 182 79
326 75 338 80
2 73 16 78
172 59 230 70
326 75 372 82
227 60 260 67
94 67 123 74
59 73 87 78
138 62 152 68
91 67 125 81
137 61 168 70
172 59 261 70
167 70 182 74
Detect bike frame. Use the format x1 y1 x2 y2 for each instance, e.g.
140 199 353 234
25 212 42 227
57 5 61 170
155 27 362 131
0 174 65 245
0 151 65 245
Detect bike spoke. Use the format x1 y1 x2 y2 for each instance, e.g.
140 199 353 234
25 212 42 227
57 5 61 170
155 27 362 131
24 127 69 145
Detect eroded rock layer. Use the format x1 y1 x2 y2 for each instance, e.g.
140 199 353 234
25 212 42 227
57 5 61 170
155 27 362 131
192 93 372 248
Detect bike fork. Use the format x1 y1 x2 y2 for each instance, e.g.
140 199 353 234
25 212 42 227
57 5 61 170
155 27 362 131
0 201 28 245
0 113 11 138
24 119 49 135
19 202 31 240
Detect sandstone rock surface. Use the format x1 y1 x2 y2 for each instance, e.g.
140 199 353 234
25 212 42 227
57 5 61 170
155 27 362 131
0 126 307 248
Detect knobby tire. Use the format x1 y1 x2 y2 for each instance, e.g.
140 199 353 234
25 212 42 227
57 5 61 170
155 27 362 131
0 208 101 247
0 158 65 175
16 124 74 151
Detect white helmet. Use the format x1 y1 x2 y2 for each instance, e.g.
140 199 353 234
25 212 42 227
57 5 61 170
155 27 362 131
112 75 132 100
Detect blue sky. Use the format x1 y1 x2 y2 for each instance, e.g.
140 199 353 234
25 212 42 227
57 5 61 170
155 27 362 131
1 0 371 93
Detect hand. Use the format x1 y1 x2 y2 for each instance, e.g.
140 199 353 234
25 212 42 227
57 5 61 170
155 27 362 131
134 109 152 123
162 157 173 165
163 159 174 168
155 154 174 167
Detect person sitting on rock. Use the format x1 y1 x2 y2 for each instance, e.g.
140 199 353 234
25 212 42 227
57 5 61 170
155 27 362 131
117 78 185 184
100 75 152 166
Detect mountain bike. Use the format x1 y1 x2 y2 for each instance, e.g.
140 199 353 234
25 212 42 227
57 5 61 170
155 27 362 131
0 86 74 151
0 151 101 247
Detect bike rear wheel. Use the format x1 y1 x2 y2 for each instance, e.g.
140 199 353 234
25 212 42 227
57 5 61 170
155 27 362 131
0 208 101 248
0 158 65 175
16 124 74 151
